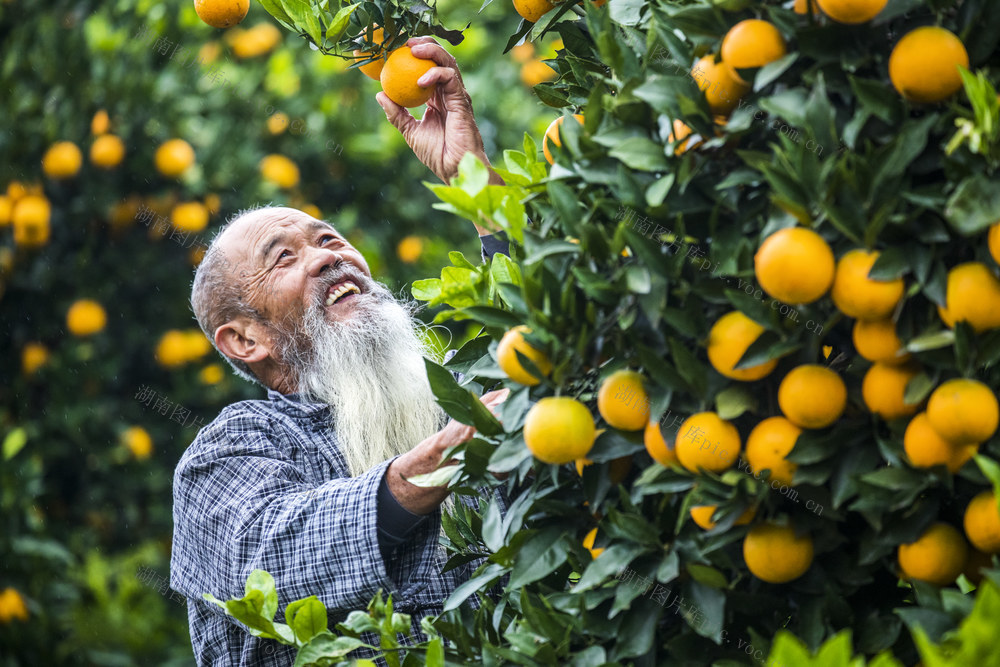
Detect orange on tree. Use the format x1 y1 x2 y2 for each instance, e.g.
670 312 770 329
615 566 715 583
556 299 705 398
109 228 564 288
989 223 1000 266
380 46 436 108
42 141 82 179
964 491 1000 554
353 27 386 81
172 202 210 234
830 249 905 320
542 114 584 165
156 330 190 367
194 0 249 28
267 112 290 135
0 195 12 226
259 154 300 189
815 0 888 23
496 325 552 386
889 27 968 104
510 43 535 63
7 181 30 201
903 412 977 474
644 420 678 467
90 134 125 168
675 412 741 474
793 0 821 15
182 329 212 360
937 262 1000 333
926 378 999 445
862 361 923 420
0 588 29 623
897 522 968 586
597 369 650 431
397 235 424 264
691 504 756 531
520 59 557 87
121 426 154 460
513 0 556 23
200 363 225 385
91 109 110 135
205 193 222 216
691 55 749 116
778 364 847 429
66 299 107 336
21 342 49 375
852 318 910 364
754 227 835 305
707 311 778 381
720 20 787 84
668 119 700 155
12 195 51 248
743 523 814 583
523 396 596 464
582 527 603 558
745 416 802 486
155 139 195 178
230 24 282 58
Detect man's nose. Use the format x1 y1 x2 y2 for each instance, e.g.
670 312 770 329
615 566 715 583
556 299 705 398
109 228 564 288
307 245 343 276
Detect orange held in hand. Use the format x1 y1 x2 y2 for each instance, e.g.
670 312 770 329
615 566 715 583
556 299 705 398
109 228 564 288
542 114 584 165
380 46 437 108
194 0 249 29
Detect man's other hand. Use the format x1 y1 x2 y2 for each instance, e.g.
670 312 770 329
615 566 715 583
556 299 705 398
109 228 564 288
375 37 492 185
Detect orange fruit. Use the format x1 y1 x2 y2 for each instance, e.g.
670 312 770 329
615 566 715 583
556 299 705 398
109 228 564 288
199 363 225 385
523 397 596 464
396 235 424 264
155 139 195 178
904 412 977 474
675 412 741 474
259 154 300 189
989 223 1000 267
122 426 154 460
267 112 290 135
66 299 107 336
90 135 125 168
778 365 847 429
583 527 604 558
0 588 29 623
12 196 51 248
897 522 968 586
668 119 701 155
496 325 552 386
380 46 437 108
745 416 802 486
852 318 910 364
754 227 835 305
831 249 905 320
720 20 787 84
520 59 557 87
706 311 778 381
862 362 923 421
644 420 678 467
510 43 535 63
597 369 650 431
156 330 189 367
21 342 49 376
513 0 557 23
743 523 814 583
353 27 386 80
172 202 210 233
937 262 1000 333
793 0 821 14
691 55 749 116
542 114 584 165
964 491 1000 554
690 504 756 530
926 378 999 445
816 0 888 23
0 195 11 226
42 141 82 179
91 109 110 135
194 0 249 29
889 27 968 104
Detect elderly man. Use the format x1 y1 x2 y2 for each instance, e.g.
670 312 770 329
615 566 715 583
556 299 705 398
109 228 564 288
170 37 512 665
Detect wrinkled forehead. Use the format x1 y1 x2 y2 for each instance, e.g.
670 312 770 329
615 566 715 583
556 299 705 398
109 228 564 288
216 207 335 269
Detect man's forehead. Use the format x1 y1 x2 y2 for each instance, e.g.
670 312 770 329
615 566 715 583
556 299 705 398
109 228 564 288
219 209 338 265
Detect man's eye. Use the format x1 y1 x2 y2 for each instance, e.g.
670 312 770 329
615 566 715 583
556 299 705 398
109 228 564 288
321 234 334 244
278 250 290 260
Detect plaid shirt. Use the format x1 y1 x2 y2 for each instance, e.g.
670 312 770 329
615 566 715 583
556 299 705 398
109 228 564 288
171 234 512 666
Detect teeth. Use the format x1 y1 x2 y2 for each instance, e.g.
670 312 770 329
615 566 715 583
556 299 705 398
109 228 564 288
324 281 360 306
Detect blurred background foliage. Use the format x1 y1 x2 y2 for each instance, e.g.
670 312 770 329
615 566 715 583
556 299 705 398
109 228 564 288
0 0 562 663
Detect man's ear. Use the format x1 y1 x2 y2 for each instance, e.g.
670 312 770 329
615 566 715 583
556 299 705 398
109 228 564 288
215 317 272 366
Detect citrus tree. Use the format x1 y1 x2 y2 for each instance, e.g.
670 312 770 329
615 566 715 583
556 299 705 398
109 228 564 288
205 0 1000 664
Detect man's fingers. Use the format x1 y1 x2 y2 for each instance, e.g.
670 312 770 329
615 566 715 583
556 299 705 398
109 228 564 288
376 91 418 140
407 38 459 72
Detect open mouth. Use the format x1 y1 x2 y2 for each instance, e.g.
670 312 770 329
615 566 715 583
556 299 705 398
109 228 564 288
324 280 362 307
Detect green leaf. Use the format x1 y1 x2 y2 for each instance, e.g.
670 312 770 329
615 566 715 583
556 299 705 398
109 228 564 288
449 251 477 270
609 137 670 172
246 570 280 622
292 633 369 667
404 464 461 488
325 3 358 40
945 173 1000 236
423 359 503 434
715 386 756 420
285 596 328 643
2 427 28 460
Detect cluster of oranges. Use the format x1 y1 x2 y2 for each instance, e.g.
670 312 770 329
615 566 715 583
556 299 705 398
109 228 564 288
0 180 49 249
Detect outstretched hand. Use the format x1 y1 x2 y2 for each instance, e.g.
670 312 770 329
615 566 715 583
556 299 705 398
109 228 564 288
376 37 492 184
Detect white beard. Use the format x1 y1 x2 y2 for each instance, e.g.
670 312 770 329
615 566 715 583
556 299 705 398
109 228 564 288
266 273 450 479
